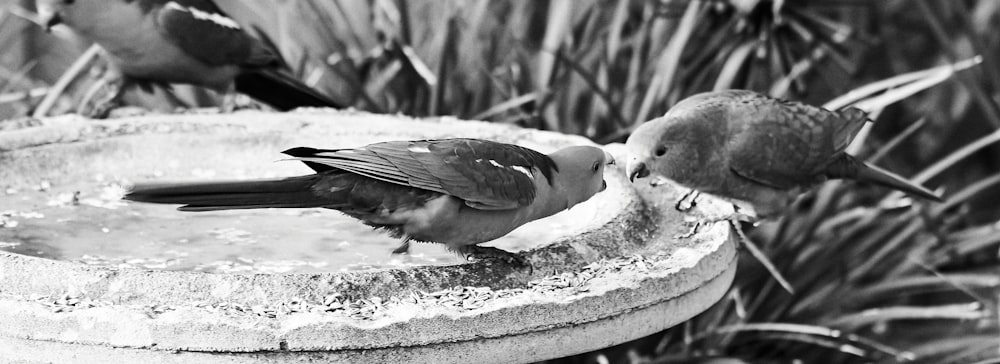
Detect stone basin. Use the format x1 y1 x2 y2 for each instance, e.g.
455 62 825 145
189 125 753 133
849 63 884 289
0 110 737 363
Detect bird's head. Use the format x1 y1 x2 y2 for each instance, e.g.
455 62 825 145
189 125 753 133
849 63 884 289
626 119 678 183
625 94 728 184
548 145 615 208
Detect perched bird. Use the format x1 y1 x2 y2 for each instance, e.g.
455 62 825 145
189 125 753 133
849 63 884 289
35 0 342 112
125 139 614 259
625 90 941 218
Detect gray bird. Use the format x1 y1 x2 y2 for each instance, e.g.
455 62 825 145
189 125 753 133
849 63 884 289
125 138 614 258
625 90 940 218
36 0 342 112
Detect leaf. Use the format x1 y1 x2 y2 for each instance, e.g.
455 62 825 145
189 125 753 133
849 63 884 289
698 322 912 361
824 56 982 111
825 303 987 329
32 44 102 118
471 91 543 120
713 41 756 91
634 0 703 124
732 221 795 294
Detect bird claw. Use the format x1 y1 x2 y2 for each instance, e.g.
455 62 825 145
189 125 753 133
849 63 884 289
730 204 758 225
461 245 532 272
79 78 124 119
674 209 757 239
220 93 257 113
648 176 670 187
675 189 700 212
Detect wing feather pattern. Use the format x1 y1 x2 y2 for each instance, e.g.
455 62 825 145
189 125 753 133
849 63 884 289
281 139 558 210
154 0 277 67
726 93 869 189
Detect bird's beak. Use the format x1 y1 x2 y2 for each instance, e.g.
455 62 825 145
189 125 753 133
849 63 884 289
37 8 61 32
626 160 650 183
604 150 616 165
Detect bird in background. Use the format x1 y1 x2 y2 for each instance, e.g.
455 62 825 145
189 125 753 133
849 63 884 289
35 0 343 115
124 138 615 262
625 89 941 219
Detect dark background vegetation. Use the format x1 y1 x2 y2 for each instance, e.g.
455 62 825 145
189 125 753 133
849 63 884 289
1 0 997 363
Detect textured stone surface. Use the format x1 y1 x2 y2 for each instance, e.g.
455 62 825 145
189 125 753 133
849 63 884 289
0 110 736 363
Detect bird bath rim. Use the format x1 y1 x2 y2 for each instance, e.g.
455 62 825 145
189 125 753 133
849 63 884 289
0 110 736 363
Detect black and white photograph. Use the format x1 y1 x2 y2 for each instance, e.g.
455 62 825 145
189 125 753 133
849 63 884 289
0 1 995 363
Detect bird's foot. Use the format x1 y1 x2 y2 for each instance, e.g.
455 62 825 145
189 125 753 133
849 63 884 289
675 210 757 239
220 92 257 113
730 204 756 224
458 245 532 272
78 78 125 119
85 101 120 119
728 203 759 226
675 189 701 212
648 176 670 187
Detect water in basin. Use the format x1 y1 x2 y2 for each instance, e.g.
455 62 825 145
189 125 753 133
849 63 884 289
0 177 597 274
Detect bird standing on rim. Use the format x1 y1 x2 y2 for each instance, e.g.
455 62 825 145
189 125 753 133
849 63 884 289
35 0 342 113
124 138 615 261
625 90 941 219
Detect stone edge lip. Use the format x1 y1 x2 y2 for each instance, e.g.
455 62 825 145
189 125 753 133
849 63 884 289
0 110 738 356
0 254 737 364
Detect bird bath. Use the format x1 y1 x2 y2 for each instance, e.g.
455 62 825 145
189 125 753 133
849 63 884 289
0 111 736 363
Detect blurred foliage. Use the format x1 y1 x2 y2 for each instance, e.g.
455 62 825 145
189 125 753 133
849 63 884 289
1 0 999 363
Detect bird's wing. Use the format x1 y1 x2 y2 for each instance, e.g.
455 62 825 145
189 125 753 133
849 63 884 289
283 139 557 210
727 95 869 189
153 0 277 67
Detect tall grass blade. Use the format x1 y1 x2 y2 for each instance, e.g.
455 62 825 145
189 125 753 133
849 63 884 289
824 56 981 111
699 322 912 360
826 303 986 329
552 49 628 131
634 0 702 124
32 44 101 118
536 0 573 131
713 41 755 91
471 91 543 121
0 87 47 104
867 117 927 163
883 129 1000 202
734 221 795 294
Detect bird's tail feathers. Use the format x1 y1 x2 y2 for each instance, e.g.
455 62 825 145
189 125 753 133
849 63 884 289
856 163 941 201
830 154 941 201
235 69 343 111
124 175 331 211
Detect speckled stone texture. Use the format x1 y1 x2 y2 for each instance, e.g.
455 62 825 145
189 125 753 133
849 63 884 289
0 110 737 363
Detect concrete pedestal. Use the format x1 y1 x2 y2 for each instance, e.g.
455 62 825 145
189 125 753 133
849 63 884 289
0 111 736 363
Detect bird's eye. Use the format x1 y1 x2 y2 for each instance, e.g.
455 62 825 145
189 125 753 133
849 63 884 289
654 146 667 157
65 0 74 4
592 161 601 172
